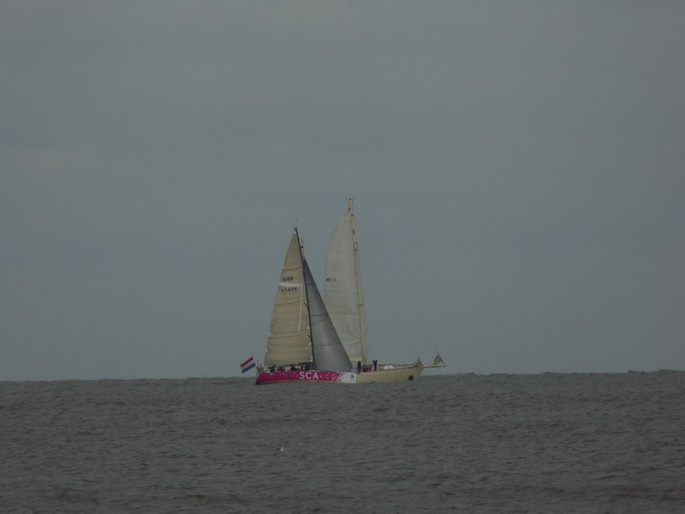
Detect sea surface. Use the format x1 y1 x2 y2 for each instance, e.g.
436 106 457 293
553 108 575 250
1 372 684 513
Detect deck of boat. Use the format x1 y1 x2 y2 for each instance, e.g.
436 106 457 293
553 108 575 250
355 365 424 383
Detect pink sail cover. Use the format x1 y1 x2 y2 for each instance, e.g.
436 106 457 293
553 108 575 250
255 370 356 385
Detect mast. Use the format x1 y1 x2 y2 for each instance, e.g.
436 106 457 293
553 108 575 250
348 199 368 363
295 227 315 368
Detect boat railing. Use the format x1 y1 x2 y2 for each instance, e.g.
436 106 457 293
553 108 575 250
263 363 313 373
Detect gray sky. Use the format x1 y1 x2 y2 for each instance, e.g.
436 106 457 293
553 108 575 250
2 2 684 381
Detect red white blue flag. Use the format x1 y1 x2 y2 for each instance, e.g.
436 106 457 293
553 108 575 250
241 356 256 373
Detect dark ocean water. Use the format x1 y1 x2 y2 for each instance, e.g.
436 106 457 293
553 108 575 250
1 372 684 513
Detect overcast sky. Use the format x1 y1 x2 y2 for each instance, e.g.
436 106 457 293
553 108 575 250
2 2 683 381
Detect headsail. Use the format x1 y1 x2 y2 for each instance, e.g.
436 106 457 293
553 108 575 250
263 232 311 367
303 259 353 372
323 199 367 363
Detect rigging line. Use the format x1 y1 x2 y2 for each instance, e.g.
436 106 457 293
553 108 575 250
361 242 419 358
355 214 421 353
356 207 442 356
354 212 421 357
370 255 422 355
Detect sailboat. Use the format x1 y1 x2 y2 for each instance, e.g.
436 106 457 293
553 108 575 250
255 229 357 384
323 199 446 383
254 201 445 385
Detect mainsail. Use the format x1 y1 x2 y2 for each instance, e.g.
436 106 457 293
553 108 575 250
323 199 367 363
263 232 311 367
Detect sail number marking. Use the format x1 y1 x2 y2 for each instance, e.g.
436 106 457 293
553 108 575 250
280 276 301 293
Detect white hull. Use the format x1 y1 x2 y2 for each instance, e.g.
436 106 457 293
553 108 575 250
355 365 423 383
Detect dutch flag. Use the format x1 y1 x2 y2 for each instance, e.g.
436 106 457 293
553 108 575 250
241 356 256 373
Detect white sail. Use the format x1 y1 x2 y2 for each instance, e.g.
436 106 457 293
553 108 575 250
323 199 367 363
263 233 311 367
